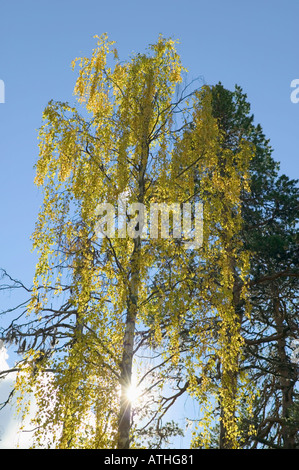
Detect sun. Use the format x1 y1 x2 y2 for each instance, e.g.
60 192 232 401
126 379 141 404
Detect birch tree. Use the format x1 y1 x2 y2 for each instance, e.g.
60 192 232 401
0 38 255 449
1 34 194 449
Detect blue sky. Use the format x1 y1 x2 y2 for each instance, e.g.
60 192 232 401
0 0 299 448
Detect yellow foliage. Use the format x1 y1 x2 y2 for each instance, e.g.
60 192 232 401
16 35 255 449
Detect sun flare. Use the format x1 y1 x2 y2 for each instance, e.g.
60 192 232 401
126 380 141 404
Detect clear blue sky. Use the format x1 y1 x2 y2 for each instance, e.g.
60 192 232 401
0 0 299 447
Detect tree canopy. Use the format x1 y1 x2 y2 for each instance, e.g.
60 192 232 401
0 35 298 450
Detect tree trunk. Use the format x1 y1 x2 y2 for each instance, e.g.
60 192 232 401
219 256 243 449
117 237 141 449
273 292 296 449
117 132 148 449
